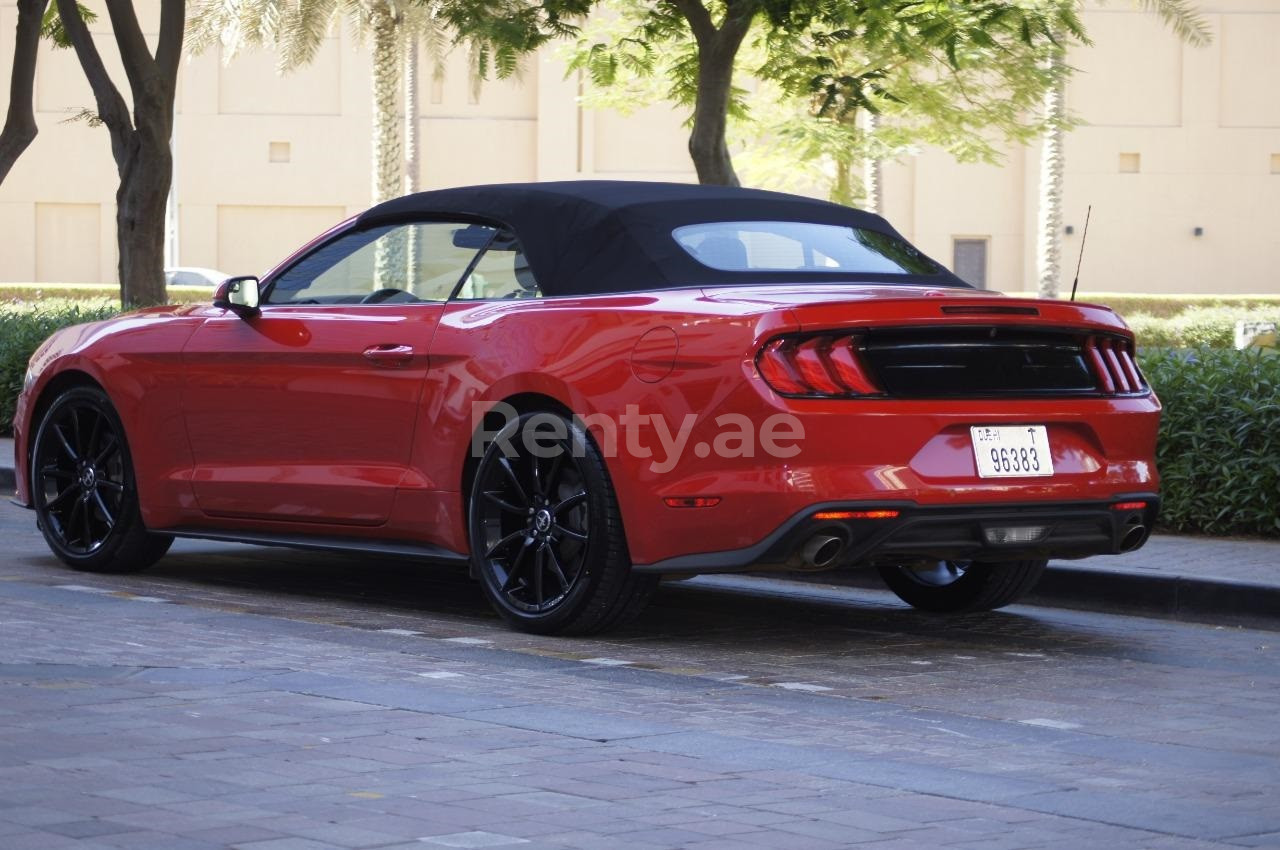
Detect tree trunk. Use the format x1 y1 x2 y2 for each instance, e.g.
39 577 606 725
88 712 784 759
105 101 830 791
673 0 754 186
0 0 48 186
371 2 403 204
404 36 419 196
688 48 740 186
831 151 854 206
115 132 172 307
1035 50 1066 299
862 111 881 214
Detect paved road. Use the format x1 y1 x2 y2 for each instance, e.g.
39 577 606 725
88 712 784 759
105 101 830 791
1 501 1278 850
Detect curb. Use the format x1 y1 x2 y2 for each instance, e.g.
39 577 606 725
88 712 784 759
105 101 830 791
764 565 1280 631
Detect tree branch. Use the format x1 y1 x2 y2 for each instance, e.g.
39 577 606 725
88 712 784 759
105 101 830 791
669 0 716 47
154 0 185 93
0 0 48 185
102 0 155 105
55 0 132 165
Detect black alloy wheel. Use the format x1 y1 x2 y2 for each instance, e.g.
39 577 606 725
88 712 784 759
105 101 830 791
878 558 1048 613
31 386 172 572
468 411 656 634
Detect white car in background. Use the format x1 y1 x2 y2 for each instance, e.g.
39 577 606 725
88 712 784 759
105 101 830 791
164 267 229 288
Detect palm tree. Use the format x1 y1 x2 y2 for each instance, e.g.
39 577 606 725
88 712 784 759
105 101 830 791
187 0 450 206
1036 0 1210 298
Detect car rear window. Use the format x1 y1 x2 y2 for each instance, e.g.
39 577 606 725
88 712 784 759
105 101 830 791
673 221 940 276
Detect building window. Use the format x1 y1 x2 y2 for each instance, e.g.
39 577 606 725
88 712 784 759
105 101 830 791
952 238 989 289
1119 152 1141 173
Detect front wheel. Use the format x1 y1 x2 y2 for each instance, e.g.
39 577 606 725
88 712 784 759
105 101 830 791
30 386 172 573
877 559 1046 613
468 411 656 635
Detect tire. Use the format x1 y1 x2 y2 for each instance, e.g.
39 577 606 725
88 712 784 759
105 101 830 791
468 411 657 635
30 386 173 573
877 559 1046 613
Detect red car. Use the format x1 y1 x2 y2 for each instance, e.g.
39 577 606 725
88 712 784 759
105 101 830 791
13 182 1160 634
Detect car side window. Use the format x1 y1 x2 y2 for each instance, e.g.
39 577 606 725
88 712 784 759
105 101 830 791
266 221 496 305
453 229 541 301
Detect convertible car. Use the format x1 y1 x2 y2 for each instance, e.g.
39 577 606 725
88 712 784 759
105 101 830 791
12 181 1160 634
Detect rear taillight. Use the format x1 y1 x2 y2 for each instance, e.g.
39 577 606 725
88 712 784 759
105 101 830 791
1085 335 1146 396
756 334 881 398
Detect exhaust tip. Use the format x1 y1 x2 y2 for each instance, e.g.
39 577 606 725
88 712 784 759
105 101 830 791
802 534 844 569
1120 524 1147 552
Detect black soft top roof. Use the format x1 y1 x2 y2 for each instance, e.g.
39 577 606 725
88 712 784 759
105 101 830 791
357 180 965 296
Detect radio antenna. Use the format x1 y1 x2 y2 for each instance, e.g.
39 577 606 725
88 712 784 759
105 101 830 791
1070 205 1091 302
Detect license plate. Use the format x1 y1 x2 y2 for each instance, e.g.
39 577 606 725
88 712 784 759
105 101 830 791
971 425 1054 478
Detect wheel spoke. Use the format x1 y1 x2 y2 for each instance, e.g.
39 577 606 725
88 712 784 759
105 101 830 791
484 528 529 560
544 544 570 593
47 483 79 506
86 410 103 460
496 457 530 507
552 490 588 515
483 490 526 515
97 479 124 492
92 433 118 467
553 523 587 543
52 424 79 462
532 545 544 606
540 448 565 499
500 540 533 592
92 491 116 530
40 464 74 482
80 498 94 548
71 407 84 456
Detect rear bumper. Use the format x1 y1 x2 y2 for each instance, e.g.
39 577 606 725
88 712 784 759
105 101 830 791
631 495 1159 575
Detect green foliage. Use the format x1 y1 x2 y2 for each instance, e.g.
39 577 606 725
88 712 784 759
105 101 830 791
566 0 1089 197
0 283 210 305
1070 293 1280 320
0 300 119 434
1127 307 1280 349
39 1 95 49
1140 348 1280 537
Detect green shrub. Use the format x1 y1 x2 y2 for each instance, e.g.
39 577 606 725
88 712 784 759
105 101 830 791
1128 306 1280 349
1140 347 1280 537
0 283 211 305
1 300 120 434
1013 292 1280 319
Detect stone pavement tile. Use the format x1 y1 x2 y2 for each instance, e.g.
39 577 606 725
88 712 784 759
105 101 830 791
186 824 291 845
230 839 345 850
42 819 139 839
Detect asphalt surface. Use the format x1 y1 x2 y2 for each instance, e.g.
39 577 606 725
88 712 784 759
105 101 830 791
1 499 1279 849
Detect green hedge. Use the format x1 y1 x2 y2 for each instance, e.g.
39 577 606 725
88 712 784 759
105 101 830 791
1140 348 1280 537
0 283 211 305
1 300 120 434
1128 306 1280 349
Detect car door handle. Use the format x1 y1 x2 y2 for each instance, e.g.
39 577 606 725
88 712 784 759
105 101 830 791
362 344 415 367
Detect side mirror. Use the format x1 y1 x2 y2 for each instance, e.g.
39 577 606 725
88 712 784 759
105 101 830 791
213 276 261 319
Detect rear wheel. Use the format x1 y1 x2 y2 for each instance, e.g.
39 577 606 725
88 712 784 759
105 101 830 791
30 386 172 573
468 411 656 635
877 559 1046 613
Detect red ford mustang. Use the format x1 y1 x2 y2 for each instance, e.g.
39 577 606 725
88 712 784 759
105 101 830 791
12 182 1160 633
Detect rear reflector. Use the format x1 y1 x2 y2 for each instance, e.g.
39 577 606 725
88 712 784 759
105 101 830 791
664 497 721 508
1111 501 1148 511
813 509 900 520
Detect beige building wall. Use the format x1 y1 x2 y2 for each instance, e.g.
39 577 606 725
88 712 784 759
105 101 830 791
0 0 1277 294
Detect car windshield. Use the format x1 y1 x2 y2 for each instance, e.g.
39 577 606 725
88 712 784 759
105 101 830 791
673 221 940 276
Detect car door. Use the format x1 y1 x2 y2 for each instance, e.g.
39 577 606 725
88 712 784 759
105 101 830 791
180 219 496 526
